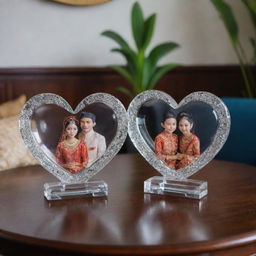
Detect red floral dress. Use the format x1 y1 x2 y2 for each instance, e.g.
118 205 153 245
176 134 200 169
155 131 178 169
56 140 88 174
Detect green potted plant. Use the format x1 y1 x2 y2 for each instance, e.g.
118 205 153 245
210 0 256 98
211 0 256 163
101 1 181 99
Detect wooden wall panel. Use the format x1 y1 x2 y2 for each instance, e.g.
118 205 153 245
0 66 245 108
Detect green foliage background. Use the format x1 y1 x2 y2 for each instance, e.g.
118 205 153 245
101 2 180 98
211 0 256 97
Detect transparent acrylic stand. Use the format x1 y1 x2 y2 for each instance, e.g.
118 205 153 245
144 176 207 199
44 180 108 200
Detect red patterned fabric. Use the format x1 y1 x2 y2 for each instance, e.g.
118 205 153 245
56 141 88 174
176 134 200 169
155 131 178 169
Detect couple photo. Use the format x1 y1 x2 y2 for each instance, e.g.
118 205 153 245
155 111 200 170
55 112 106 174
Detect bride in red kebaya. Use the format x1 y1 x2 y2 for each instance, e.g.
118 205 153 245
154 112 179 169
56 116 88 174
176 112 200 169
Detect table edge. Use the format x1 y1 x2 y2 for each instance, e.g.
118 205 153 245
0 229 256 255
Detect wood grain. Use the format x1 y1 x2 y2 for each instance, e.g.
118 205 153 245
0 154 256 255
0 66 245 108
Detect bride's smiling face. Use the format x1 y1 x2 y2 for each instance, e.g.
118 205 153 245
65 123 78 139
161 118 177 133
178 118 193 136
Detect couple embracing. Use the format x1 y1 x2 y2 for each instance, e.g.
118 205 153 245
155 111 200 170
55 112 106 174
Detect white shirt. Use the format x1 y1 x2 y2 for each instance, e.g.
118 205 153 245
79 129 106 167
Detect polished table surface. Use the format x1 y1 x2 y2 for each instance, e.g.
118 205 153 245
0 153 256 256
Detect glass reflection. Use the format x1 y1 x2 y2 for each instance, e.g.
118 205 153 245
34 198 123 243
136 195 209 244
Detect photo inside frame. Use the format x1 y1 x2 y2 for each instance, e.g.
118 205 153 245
30 103 117 161
137 100 218 155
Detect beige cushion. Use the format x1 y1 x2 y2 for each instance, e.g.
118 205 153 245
0 115 38 171
0 95 26 119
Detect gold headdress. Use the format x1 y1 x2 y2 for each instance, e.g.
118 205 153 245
59 115 79 142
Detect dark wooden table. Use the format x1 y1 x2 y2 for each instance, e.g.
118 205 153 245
0 153 256 256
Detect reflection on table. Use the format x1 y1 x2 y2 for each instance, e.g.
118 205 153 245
0 154 256 255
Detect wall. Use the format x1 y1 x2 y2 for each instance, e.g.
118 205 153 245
0 0 254 67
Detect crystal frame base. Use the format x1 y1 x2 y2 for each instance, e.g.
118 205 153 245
144 176 207 199
44 180 108 200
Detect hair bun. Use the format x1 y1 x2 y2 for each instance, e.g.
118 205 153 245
63 115 79 126
178 112 192 118
162 111 176 122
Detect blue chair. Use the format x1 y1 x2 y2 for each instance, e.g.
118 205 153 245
215 97 256 166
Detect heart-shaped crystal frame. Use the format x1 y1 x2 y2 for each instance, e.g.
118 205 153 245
128 90 231 179
19 93 128 183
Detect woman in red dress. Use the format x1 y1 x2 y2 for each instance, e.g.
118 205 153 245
176 112 200 169
56 116 88 174
155 112 178 169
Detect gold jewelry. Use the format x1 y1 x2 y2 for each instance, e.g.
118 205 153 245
63 139 79 149
183 134 192 144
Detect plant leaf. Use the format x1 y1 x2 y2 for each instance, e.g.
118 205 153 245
142 57 154 89
243 0 256 15
116 87 134 98
242 0 256 29
142 14 156 50
210 0 238 46
131 2 144 50
148 42 180 68
111 48 137 75
250 37 256 64
101 30 130 50
111 66 135 86
147 64 180 90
